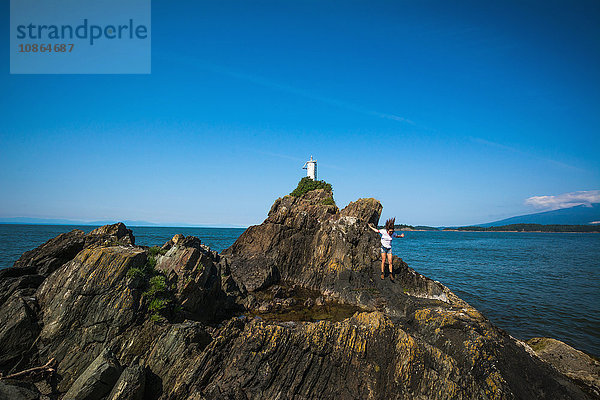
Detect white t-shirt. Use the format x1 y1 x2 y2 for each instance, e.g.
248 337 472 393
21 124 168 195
379 229 393 248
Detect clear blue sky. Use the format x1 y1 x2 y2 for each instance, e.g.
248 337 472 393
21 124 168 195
1 1 599 227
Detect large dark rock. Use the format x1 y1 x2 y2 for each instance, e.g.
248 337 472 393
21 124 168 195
155 234 237 321
36 246 145 391
0 379 41 400
62 348 123 400
1 223 134 310
0 267 44 308
223 191 451 310
0 291 40 373
220 190 590 399
527 337 600 398
106 363 146 400
13 229 86 276
86 222 135 247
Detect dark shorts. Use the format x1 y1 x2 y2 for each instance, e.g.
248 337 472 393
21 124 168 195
380 246 392 254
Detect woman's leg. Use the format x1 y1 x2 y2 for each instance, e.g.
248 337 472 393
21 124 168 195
380 252 386 278
387 253 394 274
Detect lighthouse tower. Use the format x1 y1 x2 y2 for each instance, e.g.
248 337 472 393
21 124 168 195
302 155 317 180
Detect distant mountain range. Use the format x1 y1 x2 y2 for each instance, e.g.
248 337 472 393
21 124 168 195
0 217 245 229
0 217 161 226
479 203 600 227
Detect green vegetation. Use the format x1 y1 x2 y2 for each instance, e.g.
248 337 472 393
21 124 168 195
126 247 176 322
126 267 145 279
443 224 600 232
290 177 333 197
148 246 167 257
321 197 336 206
145 275 168 297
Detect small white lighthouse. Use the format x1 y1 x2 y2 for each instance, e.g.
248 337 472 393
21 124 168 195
302 155 317 180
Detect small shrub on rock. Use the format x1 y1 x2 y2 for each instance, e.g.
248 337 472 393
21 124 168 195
290 177 333 197
148 246 167 257
126 267 145 279
126 248 177 322
144 275 168 298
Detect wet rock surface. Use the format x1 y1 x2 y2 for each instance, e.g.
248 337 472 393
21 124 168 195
0 191 596 399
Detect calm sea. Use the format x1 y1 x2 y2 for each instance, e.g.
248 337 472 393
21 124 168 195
0 225 598 357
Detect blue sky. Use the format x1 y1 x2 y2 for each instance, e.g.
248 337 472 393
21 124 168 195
1 0 599 227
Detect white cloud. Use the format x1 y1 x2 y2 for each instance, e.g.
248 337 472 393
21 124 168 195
525 190 600 210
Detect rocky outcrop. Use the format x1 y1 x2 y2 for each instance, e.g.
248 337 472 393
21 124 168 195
0 196 596 400
223 190 454 313
0 379 41 400
1 223 135 309
0 292 40 373
36 246 146 392
221 190 592 399
527 337 600 398
13 230 87 276
106 363 145 400
87 222 135 246
62 348 123 400
155 235 235 322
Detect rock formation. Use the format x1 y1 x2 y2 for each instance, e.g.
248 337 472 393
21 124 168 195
527 338 600 398
0 196 596 399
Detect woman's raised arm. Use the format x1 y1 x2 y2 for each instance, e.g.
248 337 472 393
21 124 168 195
367 223 380 233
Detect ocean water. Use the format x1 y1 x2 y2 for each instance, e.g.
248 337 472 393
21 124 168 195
0 224 598 357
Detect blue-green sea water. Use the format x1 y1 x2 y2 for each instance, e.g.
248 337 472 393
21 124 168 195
0 225 598 357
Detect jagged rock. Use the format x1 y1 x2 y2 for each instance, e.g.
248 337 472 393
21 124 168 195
86 222 135 246
13 229 86 276
0 379 41 400
220 190 590 399
527 337 600 398
223 192 451 312
271 285 285 299
340 197 382 225
36 246 146 391
155 234 231 321
171 234 185 246
114 321 213 398
124 311 581 400
63 348 123 400
2 224 135 310
0 291 40 373
107 363 146 400
0 267 44 308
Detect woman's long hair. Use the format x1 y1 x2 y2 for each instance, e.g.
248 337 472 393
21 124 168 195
385 217 395 231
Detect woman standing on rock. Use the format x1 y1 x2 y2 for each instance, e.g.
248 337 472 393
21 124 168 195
368 217 404 282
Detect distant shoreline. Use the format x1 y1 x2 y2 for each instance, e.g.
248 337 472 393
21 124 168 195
0 222 248 229
441 229 598 233
392 223 600 233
